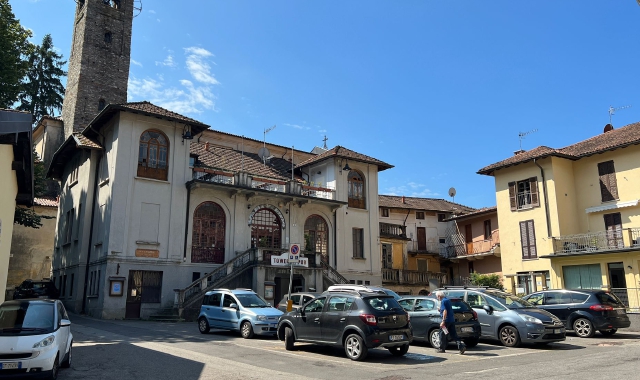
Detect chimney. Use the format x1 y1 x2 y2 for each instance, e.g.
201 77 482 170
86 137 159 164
402 195 405 204
204 142 210 151
513 149 525 156
604 124 614 133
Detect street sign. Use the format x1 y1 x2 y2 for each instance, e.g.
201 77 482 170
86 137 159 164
288 243 300 263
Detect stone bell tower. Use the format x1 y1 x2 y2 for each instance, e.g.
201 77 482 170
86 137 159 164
61 0 134 138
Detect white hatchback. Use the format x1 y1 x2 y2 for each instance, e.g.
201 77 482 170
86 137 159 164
0 299 73 379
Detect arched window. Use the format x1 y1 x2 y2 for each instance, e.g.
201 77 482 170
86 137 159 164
191 202 226 264
104 32 112 43
251 208 282 262
137 129 169 180
304 215 328 264
348 170 366 209
98 98 106 111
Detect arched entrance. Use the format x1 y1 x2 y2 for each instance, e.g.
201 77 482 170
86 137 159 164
191 201 226 264
250 207 282 262
304 215 329 264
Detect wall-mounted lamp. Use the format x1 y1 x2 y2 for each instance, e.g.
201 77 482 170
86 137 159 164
317 171 322 175
628 265 633 270
182 125 194 143
285 209 289 214
342 160 351 172
247 204 251 210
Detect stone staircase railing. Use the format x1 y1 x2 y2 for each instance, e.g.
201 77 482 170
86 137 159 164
321 261 349 286
174 248 260 315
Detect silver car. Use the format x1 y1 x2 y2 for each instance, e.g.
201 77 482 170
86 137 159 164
438 287 566 347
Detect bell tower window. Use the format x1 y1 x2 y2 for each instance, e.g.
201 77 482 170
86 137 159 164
104 32 112 43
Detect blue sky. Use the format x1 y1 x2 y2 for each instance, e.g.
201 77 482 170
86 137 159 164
11 1 640 209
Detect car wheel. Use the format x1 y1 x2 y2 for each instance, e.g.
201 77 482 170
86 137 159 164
387 344 409 356
463 338 479 348
599 328 617 336
429 328 441 348
573 318 595 338
48 354 59 380
284 327 294 350
344 333 368 361
499 325 521 347
61 342 72 368
198 317 210 334
241 321 254 339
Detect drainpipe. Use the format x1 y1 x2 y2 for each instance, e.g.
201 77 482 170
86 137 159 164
533 158 551 238
333 210 338 268
183 183 192 260
81 152 101 314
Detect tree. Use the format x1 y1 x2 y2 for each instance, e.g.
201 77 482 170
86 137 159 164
18 34 66 122
0 0 33 108
469 273 504 290
14 147 55 229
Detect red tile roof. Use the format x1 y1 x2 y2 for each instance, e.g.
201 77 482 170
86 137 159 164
378 195 475 213
448 206 496 221
296 145 393 171
478 122 640 175
72 133 102 149
34 197 59 207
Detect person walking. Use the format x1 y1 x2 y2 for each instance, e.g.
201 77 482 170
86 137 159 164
435 291 466 354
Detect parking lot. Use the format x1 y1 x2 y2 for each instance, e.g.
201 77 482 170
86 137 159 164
58 314 640 380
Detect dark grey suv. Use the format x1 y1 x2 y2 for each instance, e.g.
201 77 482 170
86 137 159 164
277 290 412 361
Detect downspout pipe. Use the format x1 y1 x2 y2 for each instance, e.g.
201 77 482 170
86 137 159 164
184 182 192 259
533 158 552 238
81 152 101 314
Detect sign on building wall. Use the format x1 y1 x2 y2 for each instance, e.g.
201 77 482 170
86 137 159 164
270 251 308 267
135 249 159 258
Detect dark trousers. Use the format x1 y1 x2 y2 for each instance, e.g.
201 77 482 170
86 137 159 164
439 321 463 350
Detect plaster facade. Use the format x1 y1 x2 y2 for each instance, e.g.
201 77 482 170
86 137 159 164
0 145 18 303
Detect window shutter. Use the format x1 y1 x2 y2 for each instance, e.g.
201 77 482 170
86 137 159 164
520 220 536 259
598 161 618 202
528 220 537 258
520 221 529 259
529 177 540 207
509 182 517 211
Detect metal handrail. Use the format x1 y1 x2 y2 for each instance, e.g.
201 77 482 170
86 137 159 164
321 261 349 285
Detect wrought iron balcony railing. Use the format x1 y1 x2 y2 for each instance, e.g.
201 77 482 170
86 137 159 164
382 268 445 286
379 222 406 238
551 228 640 255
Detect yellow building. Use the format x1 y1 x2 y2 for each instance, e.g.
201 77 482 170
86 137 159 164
478 122 640 311
0 109 34 303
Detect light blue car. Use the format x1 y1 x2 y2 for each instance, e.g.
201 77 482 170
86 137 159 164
197 288 283 338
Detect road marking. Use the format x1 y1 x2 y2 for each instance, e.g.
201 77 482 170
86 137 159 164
464 367 500 374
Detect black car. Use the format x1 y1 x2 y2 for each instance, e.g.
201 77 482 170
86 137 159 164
523 289 630 338
277 290 412 361
399 296 481 348
275 292 321 312
12 279 60 300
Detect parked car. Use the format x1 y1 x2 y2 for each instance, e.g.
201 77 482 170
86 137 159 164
325 284 402 300
197 288 283 338
0 299 73 379
277 289 412 361
399 296 481 348
522 289 630 338
12 280 60 300
437 286 565 347
276 292 321 312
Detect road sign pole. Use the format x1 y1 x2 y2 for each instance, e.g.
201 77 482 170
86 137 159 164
287 261 294 311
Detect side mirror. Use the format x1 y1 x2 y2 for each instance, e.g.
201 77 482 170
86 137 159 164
299 308 305 316
60 319 71 327
483 305 493 315
230 303 239 310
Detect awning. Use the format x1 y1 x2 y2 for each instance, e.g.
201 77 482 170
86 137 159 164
586 199 639 214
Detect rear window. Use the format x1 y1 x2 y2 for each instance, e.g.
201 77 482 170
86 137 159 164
571 293 589 303
451 300 472 312
366 296 403 311
596 292 625 306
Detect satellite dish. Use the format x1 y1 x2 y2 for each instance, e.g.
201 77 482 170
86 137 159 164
258 147 270 160
448 187 457 198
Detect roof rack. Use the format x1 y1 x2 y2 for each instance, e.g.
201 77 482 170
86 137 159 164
234 288 255 292
442 285 489 289
323 289 388 296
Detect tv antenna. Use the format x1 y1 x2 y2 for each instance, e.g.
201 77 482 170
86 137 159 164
518 129 538 150
608 105 631 125
260 125 276 166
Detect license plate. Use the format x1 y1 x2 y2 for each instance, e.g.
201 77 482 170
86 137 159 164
38 296 49 299
554 329 563 334
0 362 21 370
461 327 474 333
617 309 625 315
389 334 404 341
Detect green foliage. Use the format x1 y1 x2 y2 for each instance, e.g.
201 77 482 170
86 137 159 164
469 272 504 290
0 0 34 108
14 206 43 229
13 148 55 229
18 34 66 123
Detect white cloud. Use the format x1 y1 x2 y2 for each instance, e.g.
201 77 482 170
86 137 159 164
128 47 220 115
318 129 327 133
284 123 304 129
155 55 176 67
148 10 156 14
131 59 142 67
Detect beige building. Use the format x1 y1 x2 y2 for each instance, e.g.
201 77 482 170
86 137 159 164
479 122 640 311
0 109 34 303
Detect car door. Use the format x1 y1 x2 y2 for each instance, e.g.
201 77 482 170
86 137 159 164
321 296 354 343
202 293 224 328
220 294 240 330
56 301 70 358
483 295 508 338
541 291 573 325
295 297 326 341
466 292 492 337
410 298 439 340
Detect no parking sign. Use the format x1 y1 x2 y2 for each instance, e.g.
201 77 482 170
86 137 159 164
289 243 300 263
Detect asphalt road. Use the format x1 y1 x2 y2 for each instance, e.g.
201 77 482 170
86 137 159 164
57 314 640 380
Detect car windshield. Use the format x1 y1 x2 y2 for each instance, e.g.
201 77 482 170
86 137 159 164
235 293 270 308
0 302 55 335
485 291 533 308
365 296 403 311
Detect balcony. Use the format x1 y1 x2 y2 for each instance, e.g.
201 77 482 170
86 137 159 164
551 228 640 255
443 231 500 259
382 268 445 286
407 241 445 255
191 167 337 201
379 222 407 239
